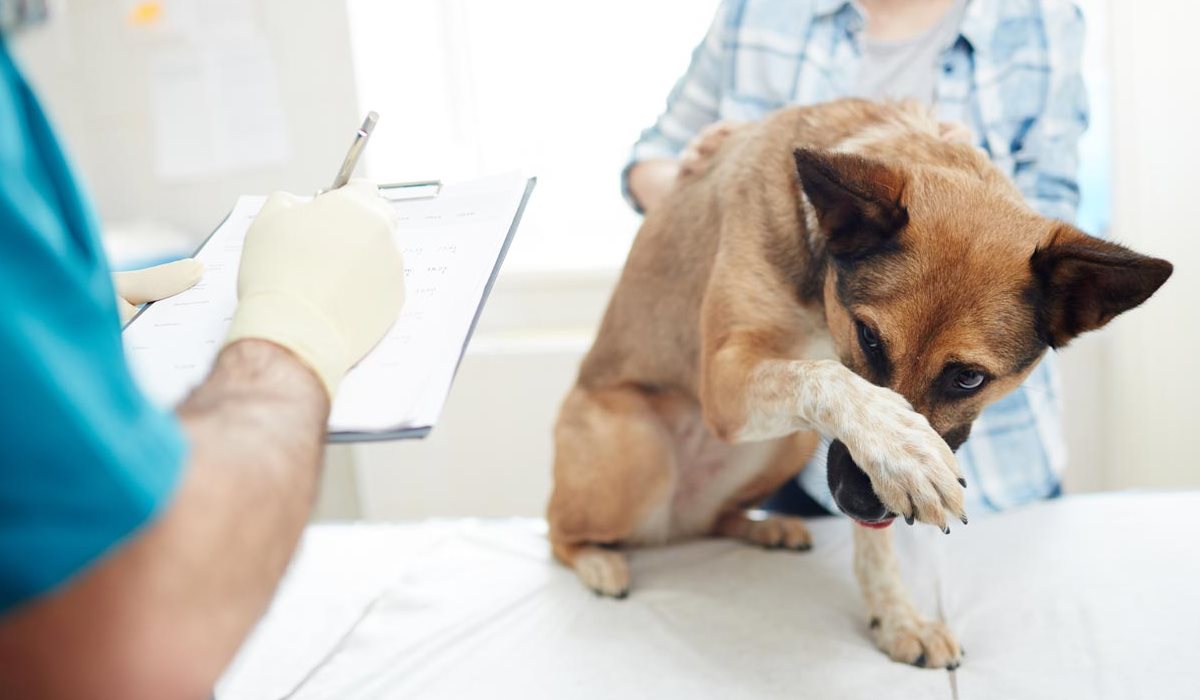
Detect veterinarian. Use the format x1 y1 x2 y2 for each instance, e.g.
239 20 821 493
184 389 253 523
625 0 1086 517
0 8 405 697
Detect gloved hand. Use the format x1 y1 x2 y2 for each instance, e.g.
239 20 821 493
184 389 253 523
114 258 205 325
224 180 406 399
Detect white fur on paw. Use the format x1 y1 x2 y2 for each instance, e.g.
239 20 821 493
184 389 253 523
738 514 813 550
824 366 967 530
870 612 962 669
574 548 631 598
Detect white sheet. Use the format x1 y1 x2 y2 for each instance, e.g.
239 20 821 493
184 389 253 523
217 493 1200 699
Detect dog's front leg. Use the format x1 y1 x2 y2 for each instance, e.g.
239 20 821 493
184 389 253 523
853 525 962 669
702 348 967 529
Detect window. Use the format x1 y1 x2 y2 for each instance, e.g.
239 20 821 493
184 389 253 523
345 0 720 274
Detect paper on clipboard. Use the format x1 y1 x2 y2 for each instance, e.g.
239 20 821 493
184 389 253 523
123 173 535 440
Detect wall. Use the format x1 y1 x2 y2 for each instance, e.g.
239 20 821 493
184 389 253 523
1102 0 1200 490
10 0 361 242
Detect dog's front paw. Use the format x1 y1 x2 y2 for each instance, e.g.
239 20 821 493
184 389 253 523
835 380 967 531
870 611 962 670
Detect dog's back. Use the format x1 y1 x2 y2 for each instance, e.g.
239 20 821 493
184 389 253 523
579 99 971 394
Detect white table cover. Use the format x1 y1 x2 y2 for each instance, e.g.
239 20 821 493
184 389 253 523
217 493 1200 699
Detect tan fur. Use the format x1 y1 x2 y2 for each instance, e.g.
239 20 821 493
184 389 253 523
547 98 1167 669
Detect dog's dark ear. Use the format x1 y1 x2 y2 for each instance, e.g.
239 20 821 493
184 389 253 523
794 148 908 262
1030 225 1173 348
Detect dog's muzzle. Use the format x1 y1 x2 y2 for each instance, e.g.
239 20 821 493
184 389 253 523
826 439 894 527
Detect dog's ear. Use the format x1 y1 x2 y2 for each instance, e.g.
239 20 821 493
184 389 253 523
793 148 908 262
1030 224 1173 348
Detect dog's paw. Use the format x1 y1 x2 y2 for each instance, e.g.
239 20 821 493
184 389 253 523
828 370 966 530
717 511 813 551
573 547 631 598
870 611 962 670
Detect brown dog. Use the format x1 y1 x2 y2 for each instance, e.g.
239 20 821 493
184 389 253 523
547 99 1172 668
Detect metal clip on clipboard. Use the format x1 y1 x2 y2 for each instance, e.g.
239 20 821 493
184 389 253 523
379 179 443 201
327 111 443 202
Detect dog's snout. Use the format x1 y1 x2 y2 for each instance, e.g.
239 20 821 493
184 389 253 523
941 424 972 452
826 440 891 523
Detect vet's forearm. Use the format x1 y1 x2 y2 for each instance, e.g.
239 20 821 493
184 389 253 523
0 340 329 699
627 159 680 214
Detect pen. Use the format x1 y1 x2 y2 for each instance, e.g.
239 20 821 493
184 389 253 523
329 111 379 191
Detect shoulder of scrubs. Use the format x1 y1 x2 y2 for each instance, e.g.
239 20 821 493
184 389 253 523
0 40 187 614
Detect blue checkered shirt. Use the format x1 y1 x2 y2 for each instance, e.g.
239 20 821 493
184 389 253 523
626 0 1088 515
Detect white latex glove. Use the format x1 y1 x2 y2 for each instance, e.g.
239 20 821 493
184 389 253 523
224 180 406 398
114 258 205 325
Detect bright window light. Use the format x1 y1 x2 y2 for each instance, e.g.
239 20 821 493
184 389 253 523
346 0 720 273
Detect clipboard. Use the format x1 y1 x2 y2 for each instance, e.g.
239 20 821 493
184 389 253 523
329 176 535 442
123 175 537 442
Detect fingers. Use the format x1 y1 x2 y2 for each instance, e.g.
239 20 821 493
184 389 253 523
116 295 138 325
256 190 305 220
114 258 205 306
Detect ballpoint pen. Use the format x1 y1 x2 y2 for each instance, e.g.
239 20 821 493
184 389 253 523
329 111 379 191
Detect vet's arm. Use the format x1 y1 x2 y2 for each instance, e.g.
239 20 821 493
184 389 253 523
0 183 404 698
1010 4 1086 224
0 340 329 699
622 2 731 214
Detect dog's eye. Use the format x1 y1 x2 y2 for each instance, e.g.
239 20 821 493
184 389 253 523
857 321 881 351
954 370 986 392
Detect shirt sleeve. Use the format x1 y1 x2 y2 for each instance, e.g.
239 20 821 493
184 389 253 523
0 46 188 614
1010 2 1088 224
621 1 733 212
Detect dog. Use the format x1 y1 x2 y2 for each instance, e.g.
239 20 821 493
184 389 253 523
546 98 1172 669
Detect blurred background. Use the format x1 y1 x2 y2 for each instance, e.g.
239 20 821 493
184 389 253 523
11 0 1197 520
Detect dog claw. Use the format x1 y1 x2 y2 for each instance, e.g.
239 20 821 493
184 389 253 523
960 514 969 525
958 477 967 488
912 652 928 668
941 524 951 535
904 513 915 526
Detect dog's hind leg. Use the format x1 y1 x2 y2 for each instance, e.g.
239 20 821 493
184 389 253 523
713 511 812 550
711 431 820 551
550 541 632 599
547 385 678 598
853 525 962 669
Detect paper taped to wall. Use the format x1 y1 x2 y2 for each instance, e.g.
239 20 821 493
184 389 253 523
124 173 536 440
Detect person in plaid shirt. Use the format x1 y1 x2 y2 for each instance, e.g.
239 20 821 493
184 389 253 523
624 0 1088 517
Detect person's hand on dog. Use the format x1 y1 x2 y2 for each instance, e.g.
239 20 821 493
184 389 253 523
679 120 743 180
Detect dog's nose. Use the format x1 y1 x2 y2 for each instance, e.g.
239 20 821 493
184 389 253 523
826 440 893 524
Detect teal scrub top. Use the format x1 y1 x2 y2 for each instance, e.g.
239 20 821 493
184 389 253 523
0 40 187 613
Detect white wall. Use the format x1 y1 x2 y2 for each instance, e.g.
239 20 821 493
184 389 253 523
10 0 361 242
1100 0 1200 490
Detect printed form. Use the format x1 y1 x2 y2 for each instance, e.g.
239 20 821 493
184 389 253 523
124 173 534 439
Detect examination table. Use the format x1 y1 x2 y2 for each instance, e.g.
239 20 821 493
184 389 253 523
217 493 1198 699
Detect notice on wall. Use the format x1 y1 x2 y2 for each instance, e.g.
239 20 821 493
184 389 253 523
148 37 290 180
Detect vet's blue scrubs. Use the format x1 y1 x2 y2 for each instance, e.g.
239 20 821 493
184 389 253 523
0 40 186 613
